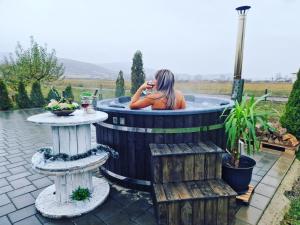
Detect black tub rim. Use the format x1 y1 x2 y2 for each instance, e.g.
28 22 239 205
96 95 234 115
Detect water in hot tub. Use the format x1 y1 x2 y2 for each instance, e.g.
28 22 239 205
109 99 221 110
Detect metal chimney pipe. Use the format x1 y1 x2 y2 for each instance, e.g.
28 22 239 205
231 5 251 102
234 6 251 79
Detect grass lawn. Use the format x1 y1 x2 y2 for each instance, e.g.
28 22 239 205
50 79 293 97
42 80 288 121
5 79 289 116
281 171 300 225
256 100 286 121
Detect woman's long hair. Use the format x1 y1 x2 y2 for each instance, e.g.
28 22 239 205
155 69 176 109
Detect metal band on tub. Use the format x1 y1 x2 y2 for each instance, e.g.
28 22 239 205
97 122 224 134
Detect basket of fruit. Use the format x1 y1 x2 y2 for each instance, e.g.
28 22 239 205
45 98 80 116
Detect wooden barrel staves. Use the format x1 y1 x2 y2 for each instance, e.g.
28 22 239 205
95 96 233 190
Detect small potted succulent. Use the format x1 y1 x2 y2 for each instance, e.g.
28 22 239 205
45 98 79 116
222 95 272 194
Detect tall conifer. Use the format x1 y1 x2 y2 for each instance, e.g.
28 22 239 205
16 81 31 108
280 69 300 138
0 79 12 110
115 70 125 97
130 51 145 94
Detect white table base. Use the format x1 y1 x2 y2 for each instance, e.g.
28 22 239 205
35 177 109 218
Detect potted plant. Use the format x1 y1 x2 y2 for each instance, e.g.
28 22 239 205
222 95 272 194
45 98 79 116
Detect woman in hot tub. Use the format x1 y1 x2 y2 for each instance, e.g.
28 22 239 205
130 69 186 110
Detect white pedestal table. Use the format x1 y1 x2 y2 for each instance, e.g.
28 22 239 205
27 110 109 218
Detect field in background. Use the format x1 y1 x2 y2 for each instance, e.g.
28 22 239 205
51 79 293 98
43 79 291 121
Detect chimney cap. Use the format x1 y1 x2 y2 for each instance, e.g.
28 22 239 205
235 5 251 15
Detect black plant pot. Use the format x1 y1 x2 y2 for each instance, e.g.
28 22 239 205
222 154 256 195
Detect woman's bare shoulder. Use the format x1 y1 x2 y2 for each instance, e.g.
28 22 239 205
175 90 184 97
146 92 164 100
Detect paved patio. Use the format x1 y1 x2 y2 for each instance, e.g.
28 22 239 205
0 109 295 225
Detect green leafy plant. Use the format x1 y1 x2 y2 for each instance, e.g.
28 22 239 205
115 70 125 97
45 98 79 111
70 186 91 201
280 69 300 139
130 50 145 95
46 87 60 101
30 81 45 107
16 81 31 108
64 85 74 101
0 79 13 110
81 91 92 97
0 36 64 91
223 95 272 167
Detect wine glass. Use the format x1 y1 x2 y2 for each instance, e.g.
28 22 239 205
81 96 91 113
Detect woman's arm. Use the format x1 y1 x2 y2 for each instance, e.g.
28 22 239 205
180 95 186 109
129 83 154 109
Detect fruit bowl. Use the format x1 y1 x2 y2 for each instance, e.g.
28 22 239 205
50 110 75 116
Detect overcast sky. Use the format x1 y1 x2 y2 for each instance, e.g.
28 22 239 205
0 0 299 79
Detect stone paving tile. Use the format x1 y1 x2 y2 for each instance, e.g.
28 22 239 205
11 193 35 209
14 215 42 225
72 214 106 225
103 211 139 225
251 174 263 182
0 178 9 187
0 203 16 217
0 172 12 179
0 185 14 194
7 185 37 198
9 166 27 175
234 218 252 225
0 157 8 163
8 205 37 223
122 198 153 219
133 210 157 225
6 162 28 170
6 153 24 159
7 172 32 182
254 183 276 198
35 213 74 225
32 177 53 189
260 175 281 187
249 193 270 210
0 166 8 174
30 189 43 199
0 109 292 225
0 194 11 208
10 178 31 189
235 206 263 225
27 174 45 181
93 198 124 220
0 161 10 167
0 216 12 225
8 157 24 164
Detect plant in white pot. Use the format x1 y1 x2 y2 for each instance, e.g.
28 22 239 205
222 95 272 194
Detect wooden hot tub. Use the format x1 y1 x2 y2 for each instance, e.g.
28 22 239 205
94 95 233 190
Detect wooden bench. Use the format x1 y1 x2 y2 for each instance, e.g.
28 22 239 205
149 142 237 225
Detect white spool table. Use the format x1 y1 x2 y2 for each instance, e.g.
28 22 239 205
27 110 109 218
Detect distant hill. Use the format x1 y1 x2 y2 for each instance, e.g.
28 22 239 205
58 58 114 79
99 62 157 79
0 52 232 81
